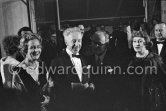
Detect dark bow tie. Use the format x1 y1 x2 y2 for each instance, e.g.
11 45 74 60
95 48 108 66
72 54 80 58
156 41 164 44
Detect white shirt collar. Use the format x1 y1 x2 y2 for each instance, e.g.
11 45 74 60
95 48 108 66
66 48 79 58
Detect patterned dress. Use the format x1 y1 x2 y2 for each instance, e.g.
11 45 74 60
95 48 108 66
129 52 166 111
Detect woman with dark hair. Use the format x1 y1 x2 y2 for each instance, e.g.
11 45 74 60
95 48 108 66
17 26 33 36
128 31 166 111
16 27 33 62
16 33 52 111
0 35 25 111
0 35 21 88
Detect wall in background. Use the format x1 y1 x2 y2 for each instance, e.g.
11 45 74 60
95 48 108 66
0 0 35 57
161 1 166 22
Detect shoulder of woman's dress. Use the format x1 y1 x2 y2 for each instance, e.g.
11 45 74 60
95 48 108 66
17 61 27 70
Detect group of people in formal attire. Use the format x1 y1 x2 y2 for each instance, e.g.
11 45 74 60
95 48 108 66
0 21 166 111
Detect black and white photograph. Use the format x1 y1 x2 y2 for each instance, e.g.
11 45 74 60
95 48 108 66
0 0 166 111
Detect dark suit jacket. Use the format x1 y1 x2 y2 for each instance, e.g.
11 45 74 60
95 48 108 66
86 48 131 111
50 50 92 110
151 39 166 64
17 62 47 111
86 47 129 85
86 48 117 93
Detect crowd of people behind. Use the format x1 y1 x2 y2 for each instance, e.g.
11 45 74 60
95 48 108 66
0 19 166 111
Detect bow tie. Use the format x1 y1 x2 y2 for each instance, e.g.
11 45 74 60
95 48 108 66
72 54 80 58
156 41 164 44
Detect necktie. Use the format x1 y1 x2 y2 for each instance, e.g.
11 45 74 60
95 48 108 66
97 57 101 65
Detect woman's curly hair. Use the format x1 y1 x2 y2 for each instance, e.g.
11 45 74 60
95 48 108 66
19 33 42 57
131 30 153 50
3 35 20 56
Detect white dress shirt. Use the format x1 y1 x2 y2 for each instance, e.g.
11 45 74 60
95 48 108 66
157 44 163 55
66 48 82 82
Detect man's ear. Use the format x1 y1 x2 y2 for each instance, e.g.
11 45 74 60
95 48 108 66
64 40 68 46
63 36 68 46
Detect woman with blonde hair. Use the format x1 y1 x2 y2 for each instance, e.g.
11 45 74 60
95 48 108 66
16 33 53 111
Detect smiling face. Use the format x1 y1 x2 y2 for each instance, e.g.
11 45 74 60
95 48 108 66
26 39 42 61
133 37 146 53
65 32 82 54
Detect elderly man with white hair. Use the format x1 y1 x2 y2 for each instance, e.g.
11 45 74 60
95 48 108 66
50 27 94 111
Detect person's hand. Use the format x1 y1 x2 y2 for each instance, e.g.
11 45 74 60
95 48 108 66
48 77 54 88
82 83 95 91
82 83 89 89
82 83 95 94
71 83 90 91
41 95 50 107
88 83 95 90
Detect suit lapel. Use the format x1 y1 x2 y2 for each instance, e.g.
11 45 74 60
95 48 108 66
103 48 114 66
152 40 158 54
80 55 89 84
63 51 74 67
160 41 166 58
63 51 80 83
63 50 90 84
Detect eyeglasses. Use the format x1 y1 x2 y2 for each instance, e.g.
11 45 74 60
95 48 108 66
92 41 105 46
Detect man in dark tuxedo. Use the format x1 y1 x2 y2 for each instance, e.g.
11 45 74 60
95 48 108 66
50 27 94 111
152 22 166 64
87 30 129 111
0 45 2 88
